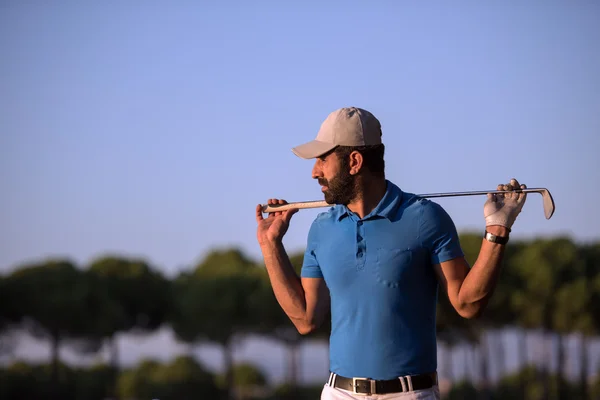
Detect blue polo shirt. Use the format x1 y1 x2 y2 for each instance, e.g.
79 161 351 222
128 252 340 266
301 180 464 380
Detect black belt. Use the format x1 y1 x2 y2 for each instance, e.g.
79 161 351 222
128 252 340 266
328 371 437 395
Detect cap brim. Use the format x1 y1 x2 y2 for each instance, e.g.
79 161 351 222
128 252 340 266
291 140 337 159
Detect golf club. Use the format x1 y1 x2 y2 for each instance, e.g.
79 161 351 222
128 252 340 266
261 188 555 220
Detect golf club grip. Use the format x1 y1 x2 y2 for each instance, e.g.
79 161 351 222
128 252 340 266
262 201 329 213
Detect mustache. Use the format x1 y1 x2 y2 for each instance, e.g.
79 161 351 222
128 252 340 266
318 178 328 186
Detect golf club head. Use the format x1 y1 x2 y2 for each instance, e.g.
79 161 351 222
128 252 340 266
538 188 555 220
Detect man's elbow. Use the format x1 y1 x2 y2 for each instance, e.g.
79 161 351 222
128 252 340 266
457 303 485 319
294 319 320 335
296 324 315 335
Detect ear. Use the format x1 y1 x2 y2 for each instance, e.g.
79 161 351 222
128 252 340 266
348 151 363 175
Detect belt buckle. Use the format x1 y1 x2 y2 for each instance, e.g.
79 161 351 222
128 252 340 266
352 377 376 395
399 375 414 392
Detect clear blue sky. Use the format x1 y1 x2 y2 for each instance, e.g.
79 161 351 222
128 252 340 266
1 1 599 275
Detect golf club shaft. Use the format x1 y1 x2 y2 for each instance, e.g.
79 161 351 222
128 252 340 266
415 188 538 199
261 188 552 215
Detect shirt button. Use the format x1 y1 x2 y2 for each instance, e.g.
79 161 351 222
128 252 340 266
357 221 363 226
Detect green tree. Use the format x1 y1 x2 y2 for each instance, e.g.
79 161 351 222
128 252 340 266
570 242 600 400
262 249 331 397
117 359 162 400
170 248 265 400
5 259 104 395
0 274 22 359
446 380 478 400
217 362 268 400
118 356 219 400
553 276 594 399
510 237 582 400
86 256 171 360
194 248 256 276
74 363 114 400
86 255 171 398
464 232 527 398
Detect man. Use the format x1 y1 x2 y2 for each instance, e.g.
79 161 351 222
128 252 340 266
255 107 527 399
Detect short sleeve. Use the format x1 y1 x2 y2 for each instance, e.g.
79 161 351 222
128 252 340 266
300 219 323 278
419 200 464 265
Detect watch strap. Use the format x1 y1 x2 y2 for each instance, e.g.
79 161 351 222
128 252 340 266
484 230 509 244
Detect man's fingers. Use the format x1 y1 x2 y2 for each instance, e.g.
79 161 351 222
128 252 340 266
506 178 524 200
266 199 275 218
256 204 264 222
504 183 514 199
517 183 527 201
504 178 517 199
495 183 507 200
279 197 295 222
495 179 528 201
276 198 288 217
264 198 292 218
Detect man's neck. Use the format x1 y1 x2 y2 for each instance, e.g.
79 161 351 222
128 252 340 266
347 176 387 219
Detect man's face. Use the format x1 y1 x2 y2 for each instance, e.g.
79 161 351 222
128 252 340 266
312 150 357 205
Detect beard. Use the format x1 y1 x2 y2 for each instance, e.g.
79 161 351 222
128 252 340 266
318 167 358 205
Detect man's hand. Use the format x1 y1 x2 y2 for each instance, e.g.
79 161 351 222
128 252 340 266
484 178 527 229
255 200 327 335
255 199 299 246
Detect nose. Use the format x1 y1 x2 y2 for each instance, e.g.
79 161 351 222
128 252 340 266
312 160 322 179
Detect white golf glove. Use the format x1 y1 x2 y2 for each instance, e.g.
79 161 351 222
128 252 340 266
484 178 527 229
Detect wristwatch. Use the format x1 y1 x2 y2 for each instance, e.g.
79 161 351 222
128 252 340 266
484 230 509 244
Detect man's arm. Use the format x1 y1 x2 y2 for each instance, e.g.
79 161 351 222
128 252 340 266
260 240 330 334
433 224 509 319
430 178 526 319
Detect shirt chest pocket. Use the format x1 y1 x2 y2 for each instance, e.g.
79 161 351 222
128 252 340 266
373 247 421 288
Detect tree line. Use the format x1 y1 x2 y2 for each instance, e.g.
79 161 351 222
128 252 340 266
0 232 599 400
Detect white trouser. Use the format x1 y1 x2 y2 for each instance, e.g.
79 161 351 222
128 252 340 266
320 381 440 400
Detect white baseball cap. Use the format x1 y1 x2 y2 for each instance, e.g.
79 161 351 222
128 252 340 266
291 107 383 159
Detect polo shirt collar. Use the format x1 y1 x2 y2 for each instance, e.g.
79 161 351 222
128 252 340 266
336 180 403 221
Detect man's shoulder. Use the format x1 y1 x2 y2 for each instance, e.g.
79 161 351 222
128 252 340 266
399 190 452 222
313 205 343 224
386 181 429 211
307 205 342 232
397 189 432 212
